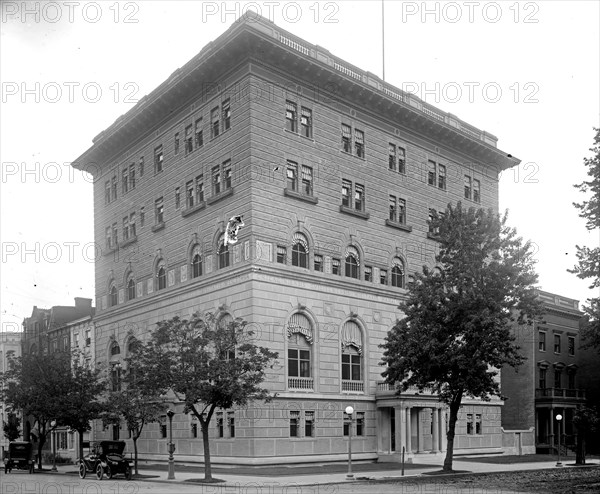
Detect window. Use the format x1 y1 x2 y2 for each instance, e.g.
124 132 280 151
192 251 202 278
354 129 365 158
140 206 145 227
195 118 203 148
122 216 130 241
111 364 121 392
111 175 117 201
155 197 164 225
539 331 546 351
389 144 396 171
391 258 405 288
428 160 436 186
212 166 221 195
139 156 144 177
185 125 193 154
288 349 310 378
154 145 163 174
218 234 230 269
554 369 562 388
105 227 112 250
174 132 180 155
342 353 361 381
191 422 198 438
222 98 231 131
105 181 111 204
568 336 575 356
438 164 446 190
343 412 351 436
332 258 341 275
211 106 219 138
554 334 561 354
122 167 129 194
127 277 135 301
196 175 204 203
277 245 287 264
112 425 120 441
356 412 365 436
354 184 364 211
292 234 308 268
129 164 135 190
223 161 232 190
345 247 359 279
342 180 351 207
157 266 166 290
228 412 235 438
110 340 121 356
539 368 547 389
398 147 406 173
342 124 351 152
112 223 118 246
380 269 388 285
475 414 482 435
305 410 314 437
216 412 224 438
290 411 300 437
301 165 313 195
300 107 312 138
286 161 297 191
160 417 167 438
568 372 576 389
464 175 472 200
341 180 365 211
473 179 481 203
314 254 323 272
466 414 474 435
186 181 194 208
364 265 372 282
286 101 297 132
389 196 406 224
428 209 439 235
175 187 181 210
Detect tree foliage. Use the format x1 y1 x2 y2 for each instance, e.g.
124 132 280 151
3 412 21 442
573 405 600 465
570 127 600 353
129 311 278 480
381 203 544 471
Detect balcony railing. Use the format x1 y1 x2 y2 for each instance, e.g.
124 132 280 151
288 377 313 390
376 381 426 395
535 388 586 399
342 380 364 392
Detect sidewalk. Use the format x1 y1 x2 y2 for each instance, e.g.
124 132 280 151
54 454 600 487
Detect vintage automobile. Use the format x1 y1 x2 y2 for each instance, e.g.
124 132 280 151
4 441 35 474
78 440 132 480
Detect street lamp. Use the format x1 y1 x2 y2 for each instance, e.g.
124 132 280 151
556 414 563 467
50 420 57 472
345 405 354 480
166 409 175 479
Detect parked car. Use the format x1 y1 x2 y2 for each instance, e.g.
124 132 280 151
78 441 132 480
4 441 35 474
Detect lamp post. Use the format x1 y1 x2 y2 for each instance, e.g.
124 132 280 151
345 405 354 480
556 414 563 467
166 409 175 479
50 420 57 472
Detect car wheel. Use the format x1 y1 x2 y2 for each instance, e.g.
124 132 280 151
96 464 104 481
125 464 132 480
105 465 113 480
79 462 86 479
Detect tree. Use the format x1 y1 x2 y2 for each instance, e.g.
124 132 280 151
102 340 163 475
573 405 600 464
59 353 107 462
3 412 21 442
1 352 68 469
380 203 543 472
130 312 278 481
569 127 600 352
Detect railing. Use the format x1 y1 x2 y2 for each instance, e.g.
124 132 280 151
376 381 426 394
288 377 313 390
279 34 310 56
342 380 364 392
535 388 586 399
422 105 445 122
382 85 406 103
333 61 362 81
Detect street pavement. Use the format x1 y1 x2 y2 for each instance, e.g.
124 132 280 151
28 454 599 488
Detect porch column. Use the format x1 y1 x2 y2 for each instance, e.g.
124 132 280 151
439 409 446 452
549 407 554 444
376 408 385 453
394 407 403 455
431 408 439 453
405 407 412 453
417 408 425 453
400 407 407 454
535 408 539 443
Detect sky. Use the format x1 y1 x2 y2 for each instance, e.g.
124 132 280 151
1 0 599 331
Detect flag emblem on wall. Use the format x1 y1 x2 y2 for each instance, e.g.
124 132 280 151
224 215 244 245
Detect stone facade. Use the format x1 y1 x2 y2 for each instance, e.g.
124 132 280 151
73 15 518 463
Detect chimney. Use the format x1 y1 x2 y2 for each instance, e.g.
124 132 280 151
74 297 92 308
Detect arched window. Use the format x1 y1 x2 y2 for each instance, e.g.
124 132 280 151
110 340 121 356
345 246 360 279
391 257 405 288
291 233 308 268
109 284 118 307
218 234 230 269
341 320 363 392
157 266 166 290
127 277 136 301
192 253 202 278
287 313 314 390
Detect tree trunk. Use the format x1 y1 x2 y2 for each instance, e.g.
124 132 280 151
37 433 46 470
443 393 463 472
201 421 212 481
133 435 139 475
78 429 84 464
575 432 586 465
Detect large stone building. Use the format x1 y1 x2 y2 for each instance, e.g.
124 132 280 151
1 331 23 456
501 290 587 454
73 15 519 464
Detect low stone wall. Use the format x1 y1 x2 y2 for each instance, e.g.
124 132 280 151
501 427 536 455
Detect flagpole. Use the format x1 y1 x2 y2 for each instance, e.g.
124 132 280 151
382 0 385 81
